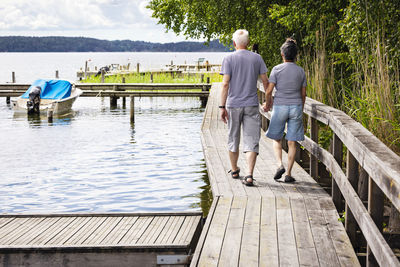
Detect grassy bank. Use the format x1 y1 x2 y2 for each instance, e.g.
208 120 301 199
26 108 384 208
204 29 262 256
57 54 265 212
82 72 223 84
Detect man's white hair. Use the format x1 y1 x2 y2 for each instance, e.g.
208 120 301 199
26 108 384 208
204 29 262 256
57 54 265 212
232 29 249 47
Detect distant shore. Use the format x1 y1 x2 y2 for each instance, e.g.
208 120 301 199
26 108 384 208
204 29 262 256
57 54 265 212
0 36 230 53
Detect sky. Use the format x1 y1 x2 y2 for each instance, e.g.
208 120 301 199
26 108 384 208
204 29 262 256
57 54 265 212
0 0 193 43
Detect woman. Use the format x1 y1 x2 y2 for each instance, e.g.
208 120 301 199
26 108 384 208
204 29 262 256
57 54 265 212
263 38 307 183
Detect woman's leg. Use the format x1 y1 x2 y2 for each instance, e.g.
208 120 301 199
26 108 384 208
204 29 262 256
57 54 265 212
287 141 297 176
272 139 283 167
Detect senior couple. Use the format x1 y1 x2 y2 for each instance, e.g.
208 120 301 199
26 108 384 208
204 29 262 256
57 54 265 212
219 29 306 186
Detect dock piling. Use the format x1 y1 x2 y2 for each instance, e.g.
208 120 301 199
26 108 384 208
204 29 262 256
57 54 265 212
55 70 59 79
6 72 15 104
122 77 126 108
47 109 53 123
101 69 105 83
130 96 135 123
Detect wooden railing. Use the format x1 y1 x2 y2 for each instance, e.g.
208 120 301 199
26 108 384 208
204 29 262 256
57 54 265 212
257 83 400 267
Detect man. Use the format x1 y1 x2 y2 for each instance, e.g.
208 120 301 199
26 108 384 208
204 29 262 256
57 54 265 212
219 29 269 186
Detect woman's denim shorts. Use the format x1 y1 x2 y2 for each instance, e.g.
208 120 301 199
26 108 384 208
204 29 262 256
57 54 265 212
266 104 304 141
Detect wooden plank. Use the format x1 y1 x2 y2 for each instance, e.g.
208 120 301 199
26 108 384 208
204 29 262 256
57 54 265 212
190 197 219 267
239 197 261 267
218 196 247 267
197 197 232 267
0 218 44 244
305 199 340 266
119 216 153 244
102 216 138 245
290 197 319 267
64 217 107 245
276 196 299 266
29 217 77 245
46 217 91 245
155 216 183 244
174 216 196 245
164 216 186 244
0 218 30 240
259 196 278 267
345 151 359 247
11 217 61 245
319 198 360 266
181 216 201 245
141 216 170 244
82 217 123 245
0 218 15 230
135 216 161 244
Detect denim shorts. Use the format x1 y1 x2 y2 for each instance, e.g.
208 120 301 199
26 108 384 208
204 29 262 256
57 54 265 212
227 106 261 153
266 104 304 141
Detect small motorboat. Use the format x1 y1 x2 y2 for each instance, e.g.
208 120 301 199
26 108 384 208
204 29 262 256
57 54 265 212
12 79 82 115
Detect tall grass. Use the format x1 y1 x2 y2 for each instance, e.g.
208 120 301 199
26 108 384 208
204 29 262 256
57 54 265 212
303 27 400 154
82 72 223 84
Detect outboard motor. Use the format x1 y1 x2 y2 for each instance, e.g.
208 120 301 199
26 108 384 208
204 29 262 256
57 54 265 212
27 86 41 114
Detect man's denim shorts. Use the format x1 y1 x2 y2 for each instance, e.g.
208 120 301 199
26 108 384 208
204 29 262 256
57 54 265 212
266 104 304 141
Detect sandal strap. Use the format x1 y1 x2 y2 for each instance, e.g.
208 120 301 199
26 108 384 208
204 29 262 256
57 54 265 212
228 169 240 175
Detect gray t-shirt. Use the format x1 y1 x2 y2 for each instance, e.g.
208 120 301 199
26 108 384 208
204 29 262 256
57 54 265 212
220 50 268 107
269 62 307 105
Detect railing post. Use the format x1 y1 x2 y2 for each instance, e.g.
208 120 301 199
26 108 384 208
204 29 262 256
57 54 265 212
332 134 344 211
55 70 59 79
310 117 318 180
367 177 384 267
101 69 105 83
345 151 359 247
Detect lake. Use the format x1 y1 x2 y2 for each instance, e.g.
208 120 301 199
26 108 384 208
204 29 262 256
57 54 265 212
0 52 229 213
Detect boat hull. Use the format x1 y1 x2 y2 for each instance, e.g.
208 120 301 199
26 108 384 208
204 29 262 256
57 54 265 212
12 88 82 115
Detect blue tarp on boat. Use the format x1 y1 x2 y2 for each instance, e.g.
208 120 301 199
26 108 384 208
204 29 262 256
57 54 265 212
21 79 72 100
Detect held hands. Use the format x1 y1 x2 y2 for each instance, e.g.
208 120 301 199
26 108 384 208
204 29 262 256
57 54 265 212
262 101 272 112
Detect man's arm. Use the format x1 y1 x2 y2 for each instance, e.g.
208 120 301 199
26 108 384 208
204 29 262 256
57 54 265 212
220 74 230 123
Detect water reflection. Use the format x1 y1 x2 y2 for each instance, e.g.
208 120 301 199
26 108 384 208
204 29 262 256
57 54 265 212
0 96 212 214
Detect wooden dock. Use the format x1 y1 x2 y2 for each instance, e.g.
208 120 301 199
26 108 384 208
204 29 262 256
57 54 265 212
191 83 360 266
0 212 202 267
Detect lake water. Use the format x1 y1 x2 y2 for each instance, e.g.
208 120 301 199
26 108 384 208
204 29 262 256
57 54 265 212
0 52 229 214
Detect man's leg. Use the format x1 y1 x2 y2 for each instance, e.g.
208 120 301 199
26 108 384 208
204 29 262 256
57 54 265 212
287 141 297 176
246 151 257 176
229 150 240 172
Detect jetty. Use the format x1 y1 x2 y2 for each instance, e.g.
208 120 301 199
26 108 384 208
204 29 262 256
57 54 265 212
0 212 201 266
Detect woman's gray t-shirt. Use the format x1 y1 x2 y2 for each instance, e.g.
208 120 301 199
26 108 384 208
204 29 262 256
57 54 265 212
220 50 268 107
269 62 307 105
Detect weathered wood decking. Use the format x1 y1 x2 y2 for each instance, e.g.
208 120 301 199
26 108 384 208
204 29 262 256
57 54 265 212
191 83 360 266
0 212 201 267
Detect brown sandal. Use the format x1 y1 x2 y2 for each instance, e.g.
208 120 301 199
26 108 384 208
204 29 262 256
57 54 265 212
228 168 240 179
242 175 255 186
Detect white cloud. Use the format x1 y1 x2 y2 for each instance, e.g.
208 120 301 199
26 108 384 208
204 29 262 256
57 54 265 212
0 0 189 42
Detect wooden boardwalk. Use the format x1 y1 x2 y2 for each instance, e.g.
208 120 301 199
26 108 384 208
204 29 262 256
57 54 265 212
191 84 360 267
0 212 201 267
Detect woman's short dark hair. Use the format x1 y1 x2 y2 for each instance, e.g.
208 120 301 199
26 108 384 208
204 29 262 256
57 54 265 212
280 38 298 61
